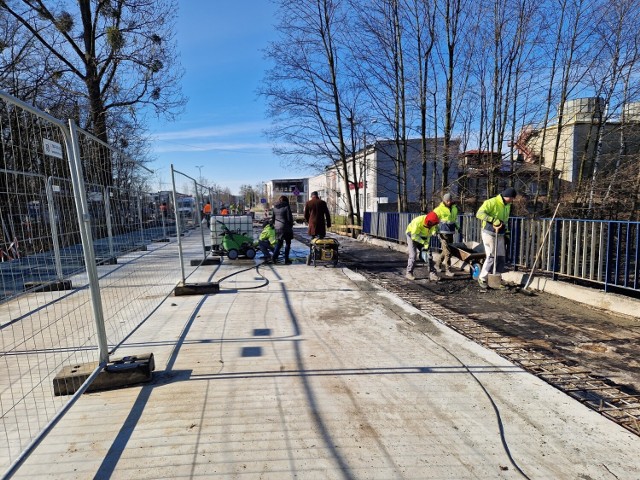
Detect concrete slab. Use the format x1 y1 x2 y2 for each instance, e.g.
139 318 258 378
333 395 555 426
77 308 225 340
12 238 640 479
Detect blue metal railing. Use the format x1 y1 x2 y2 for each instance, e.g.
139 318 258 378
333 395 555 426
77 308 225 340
362 212 640 293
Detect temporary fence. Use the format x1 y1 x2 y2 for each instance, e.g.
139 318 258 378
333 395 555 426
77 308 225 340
169 165 213 284
0 90 190 477
363 212 640 293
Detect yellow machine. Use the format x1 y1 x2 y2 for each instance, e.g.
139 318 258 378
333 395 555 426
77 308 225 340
307 237 339 267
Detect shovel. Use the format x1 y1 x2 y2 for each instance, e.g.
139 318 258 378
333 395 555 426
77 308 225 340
486 231 502 289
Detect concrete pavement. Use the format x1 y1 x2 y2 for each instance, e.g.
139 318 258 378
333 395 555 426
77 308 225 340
13 236 640 479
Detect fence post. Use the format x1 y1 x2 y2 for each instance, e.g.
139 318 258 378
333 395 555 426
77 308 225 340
604 222 613 292
171 165 186 283
45 177 64 280
67 120 109 365
195 180 207 259
104 187 115 259
551 219 561 281
509 218 518 271
137 190 145 247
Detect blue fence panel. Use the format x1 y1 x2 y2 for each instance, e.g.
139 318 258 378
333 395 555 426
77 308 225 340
363 212 371 235
363 211 640 294
386 213 400 242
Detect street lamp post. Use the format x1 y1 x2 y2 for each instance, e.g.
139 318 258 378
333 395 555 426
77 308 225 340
196 165 204 184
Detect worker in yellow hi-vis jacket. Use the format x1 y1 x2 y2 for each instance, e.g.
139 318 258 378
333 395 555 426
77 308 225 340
433 193 460 277
405 211 440 282
475 187 517 289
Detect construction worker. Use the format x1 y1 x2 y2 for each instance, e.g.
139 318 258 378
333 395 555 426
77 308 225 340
202 201 212 227
405 211 440 281
476 187 517 289
433 193 460 277
256 219 277 261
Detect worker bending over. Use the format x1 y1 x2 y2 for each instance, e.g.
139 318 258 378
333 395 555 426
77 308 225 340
256 220 277 262
406 211 440 281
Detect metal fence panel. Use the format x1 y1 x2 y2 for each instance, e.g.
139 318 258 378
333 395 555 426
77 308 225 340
170 166 209 283
1 91 194 476
0 93 101 473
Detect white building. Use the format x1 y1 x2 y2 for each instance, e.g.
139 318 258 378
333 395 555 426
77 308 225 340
264 178 308 217
309 138 460 215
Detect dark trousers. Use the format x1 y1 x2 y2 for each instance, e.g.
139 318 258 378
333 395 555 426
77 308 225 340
258 240 274 258
273 238 291 261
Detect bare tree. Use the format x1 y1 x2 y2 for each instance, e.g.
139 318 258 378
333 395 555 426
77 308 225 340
346 0 411 212
263 0 359 223
531 0 582 211
584 0 640 215
434 0 473 192
405 0 436 212
549 1 593 206
472 0 539 196
1 0 185 179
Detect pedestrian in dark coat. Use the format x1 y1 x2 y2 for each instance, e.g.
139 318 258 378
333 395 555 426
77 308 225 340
271 195 294 264
304 191 331 238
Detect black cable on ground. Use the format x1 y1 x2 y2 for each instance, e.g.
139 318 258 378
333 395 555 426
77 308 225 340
430 341 532 480
344 272 532 480
216 261 271 290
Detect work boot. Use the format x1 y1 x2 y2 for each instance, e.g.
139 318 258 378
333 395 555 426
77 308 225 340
406 272 416 281
478 277 488 289
444 270 455 277
284 258 292 265
429 272 439 282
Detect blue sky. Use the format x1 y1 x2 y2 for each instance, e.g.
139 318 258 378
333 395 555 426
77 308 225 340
148 1 302 194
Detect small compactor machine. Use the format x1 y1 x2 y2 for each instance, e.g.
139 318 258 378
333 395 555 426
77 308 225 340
210 216 256 260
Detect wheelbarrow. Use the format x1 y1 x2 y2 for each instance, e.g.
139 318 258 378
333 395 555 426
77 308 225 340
449 241 486 279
